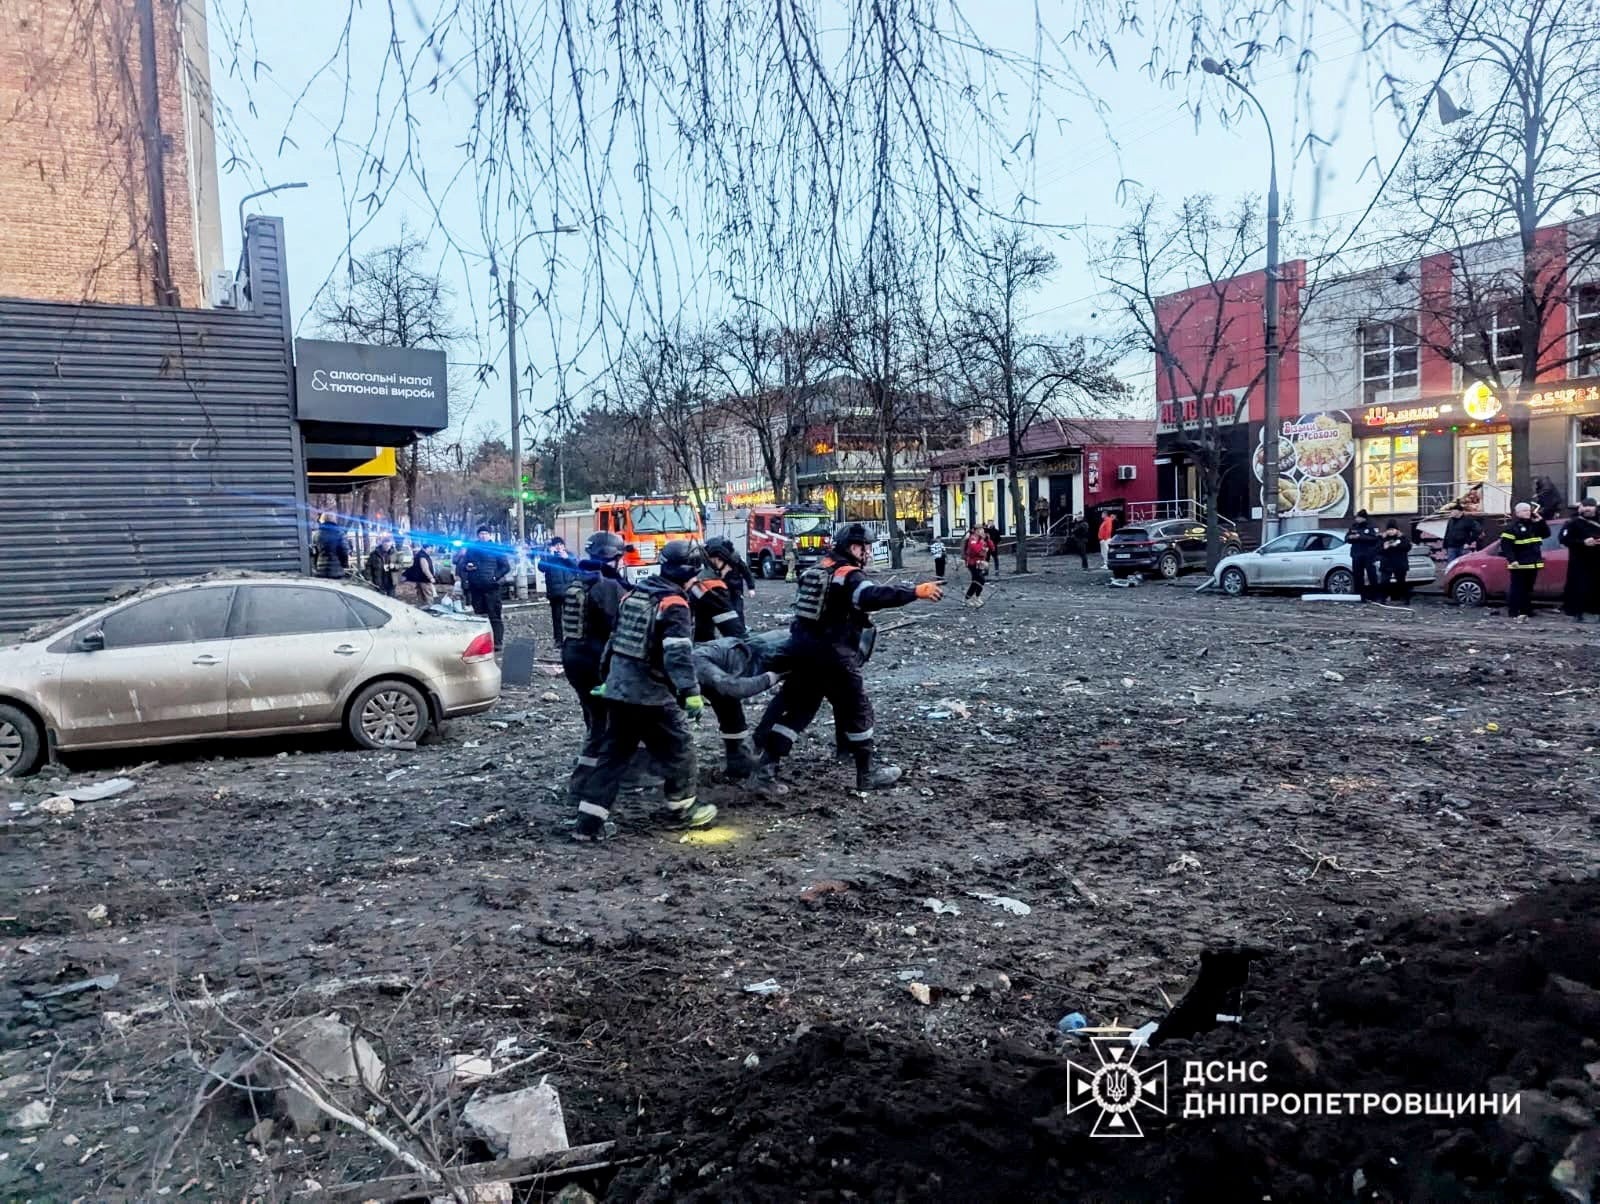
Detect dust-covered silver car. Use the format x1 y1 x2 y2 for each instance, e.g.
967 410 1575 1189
0 576 500 777
1211 531 1437 597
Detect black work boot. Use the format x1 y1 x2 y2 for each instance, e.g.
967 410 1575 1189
854 747 902 790
724 736 759 778
747 752 781 787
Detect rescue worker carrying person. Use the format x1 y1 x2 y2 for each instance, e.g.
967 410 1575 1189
695 630 785 778
560 531 628 736
752 522 944 790
687 554 748 642
568 540 714 842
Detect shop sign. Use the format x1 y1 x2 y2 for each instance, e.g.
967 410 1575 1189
1257 410 1354 518
1523 381 1600 415
1033 454 1083 475
938 467 965 484
1462 380 1502 422
1086 450 1102 492
1157 387 1248 435
1364 403 1444 427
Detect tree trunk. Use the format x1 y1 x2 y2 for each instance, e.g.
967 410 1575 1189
1007 440 1029 574
1202 430 1224 569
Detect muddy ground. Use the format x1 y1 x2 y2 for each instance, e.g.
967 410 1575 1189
4 560 1600 1202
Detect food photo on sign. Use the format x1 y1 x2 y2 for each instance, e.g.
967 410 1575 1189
1256 410 1355 519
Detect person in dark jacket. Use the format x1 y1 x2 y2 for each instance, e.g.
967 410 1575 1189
1378 521 1413 604
1499 502 1551 621
569 540 713 841
561 532 628 736
695 630 785 777
1535 477 1564 523
929 537 947 579
705 536 757 621
1442 503 1483 565
1345 510 1382 601
539 537 579 643
687 560 749 643
1070 518 1091 570
459 526 512 650
1559 498 1600 621
312 514 351 579
984 522 1002 575
366 535 398 596
401 544 436 605
752 522 944 790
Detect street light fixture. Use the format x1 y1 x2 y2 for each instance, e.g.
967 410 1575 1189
1202 57 1282 540
237 181 308 252
489 223 579 597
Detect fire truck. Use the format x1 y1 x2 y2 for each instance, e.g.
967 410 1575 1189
553 495 704 582
747 503 832 579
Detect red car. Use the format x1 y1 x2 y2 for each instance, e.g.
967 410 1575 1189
1442 521 1567 607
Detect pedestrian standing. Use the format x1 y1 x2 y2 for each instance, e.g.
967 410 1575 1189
1097 512 1116 569
1378 521 1413 604
984 522 1002 576
929 537 947 579
312 513 351 579
962 527 992 608
1535 476 1564 522
1559 498 1600 622
1071 517 1091 570
539 537 578 643
1499 502 1551 623
1442 503 1482 565
366 534 398 596
402 544 437 605
460 526 512 651
1345 509 1382 602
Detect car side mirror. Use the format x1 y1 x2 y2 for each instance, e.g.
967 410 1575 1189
77 628 105 652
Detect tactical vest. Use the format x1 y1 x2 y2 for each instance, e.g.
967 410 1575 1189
792 563 829 620
561 581 586 642
611 589 655 660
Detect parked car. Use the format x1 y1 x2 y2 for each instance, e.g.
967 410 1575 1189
1107 519 1242 579
1442 522 1566 607
0 576 501 777
1213 530 1437 597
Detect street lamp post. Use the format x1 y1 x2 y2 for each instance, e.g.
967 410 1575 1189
237 182 308 262
1203 57 1281 540
491 224 578 598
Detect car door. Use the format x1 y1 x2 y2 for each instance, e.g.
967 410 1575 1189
224 584 377 732
1176 525 1208 568
1297 532 1344 587
1538 529 1568 598
1252 534 1308 585
54 586 235 747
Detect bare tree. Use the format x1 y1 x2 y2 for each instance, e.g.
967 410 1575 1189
948 231 1126 572
1376 0 1600 504
618 328 720 508
1099 195 1266 569
315 223 463 530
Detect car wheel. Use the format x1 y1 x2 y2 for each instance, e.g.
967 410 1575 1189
0 703 43 778
1325 567 1355 595
759 553 777 580
1219 567 1248 597
348 680 430 750
1451 575 1486 608
1157 551 1182 580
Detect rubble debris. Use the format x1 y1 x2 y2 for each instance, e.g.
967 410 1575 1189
38 796 75 815
8 1100 51 1130
65 777 136 802
462 1082 569 1159
968 892 1031 916
922 898 961 916
742 979 782 996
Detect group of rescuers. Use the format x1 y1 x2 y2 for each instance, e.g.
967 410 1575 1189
557 526 945 841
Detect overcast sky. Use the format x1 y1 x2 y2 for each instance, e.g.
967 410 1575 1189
208 0 1426 443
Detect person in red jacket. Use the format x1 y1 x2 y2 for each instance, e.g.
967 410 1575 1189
1097 511 1117 570
962 527 993 608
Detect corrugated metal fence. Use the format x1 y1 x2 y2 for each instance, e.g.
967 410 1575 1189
0 218 307 637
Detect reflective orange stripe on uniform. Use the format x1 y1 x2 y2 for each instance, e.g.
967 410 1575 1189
657 594 689 611
832 566 857 583
698 578 729 592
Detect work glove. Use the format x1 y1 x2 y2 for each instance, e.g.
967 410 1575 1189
590 683 607 698
683 694 705 722
914 582 944 602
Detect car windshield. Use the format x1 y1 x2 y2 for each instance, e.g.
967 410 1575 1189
1111 527 1148 540
630 503 700 533
784 513 829 536
1258 534 1303 554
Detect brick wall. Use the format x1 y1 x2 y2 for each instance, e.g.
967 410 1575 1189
0 0 207 305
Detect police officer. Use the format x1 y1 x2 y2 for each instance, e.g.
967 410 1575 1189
570 540 714 840
1345 510 1382 602
561 532 628 735
695 630 785 777
687 551 748 643
459 525 512 651
753 522 943 790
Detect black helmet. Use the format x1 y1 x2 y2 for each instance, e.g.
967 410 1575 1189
831 522 871 558
704 535 736 562
586 531 626 561
658 539 704 583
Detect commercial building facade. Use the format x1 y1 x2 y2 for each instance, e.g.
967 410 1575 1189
1156 218 1600 533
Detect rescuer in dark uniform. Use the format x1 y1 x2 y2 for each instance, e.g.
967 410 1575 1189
459 526 512 651
695 630 785 778
705 536 757 621
570 540 713 840
1500 501 1551 622
752 522 943 790
1345 510 1382 602
560 531 628 737
687 554 748 643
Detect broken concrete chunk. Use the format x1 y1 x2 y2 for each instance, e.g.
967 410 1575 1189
38 797 75 815
462 1082 568 1159
237 1014 386 1135
431 1185 513 1204
65 777 136 802
432 1054 494 1091
8 1100 51 1131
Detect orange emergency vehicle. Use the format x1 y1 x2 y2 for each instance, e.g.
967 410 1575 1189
554 495 704 581
747 503 831 579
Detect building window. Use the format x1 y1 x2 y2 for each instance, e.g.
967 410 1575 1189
1357 435 1419 514
1576 285 1600 377
1576 417 1600 501
1358 320 1419 404
1459 300 1522 377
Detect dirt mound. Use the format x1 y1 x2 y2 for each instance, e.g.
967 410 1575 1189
615 878 1600 1203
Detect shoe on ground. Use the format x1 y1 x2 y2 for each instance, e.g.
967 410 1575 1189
856 763 903 790
669 801 718 828
571 819 617 843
